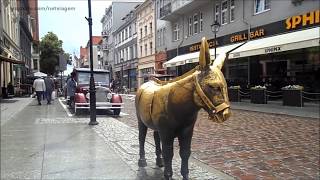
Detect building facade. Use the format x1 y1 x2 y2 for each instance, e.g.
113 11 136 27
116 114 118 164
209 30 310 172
136 0 156 86
154 0 170 75
101 1 143 77
113 9 139 91
18 0 33 82
158 0 319 92
0 0 22 97
29 0 40 74
85 36 103 69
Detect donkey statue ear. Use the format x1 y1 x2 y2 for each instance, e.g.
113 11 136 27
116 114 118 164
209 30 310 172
199 37 211 70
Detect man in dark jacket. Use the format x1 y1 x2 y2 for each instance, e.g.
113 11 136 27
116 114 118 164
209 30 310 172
44 75 55 104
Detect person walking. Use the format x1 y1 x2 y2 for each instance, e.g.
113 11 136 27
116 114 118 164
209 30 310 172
33 76 46 105
44 75 55 104
66 72 77 108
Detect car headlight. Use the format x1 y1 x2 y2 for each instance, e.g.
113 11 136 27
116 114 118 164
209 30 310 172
86 93 90 99
107 93 112 100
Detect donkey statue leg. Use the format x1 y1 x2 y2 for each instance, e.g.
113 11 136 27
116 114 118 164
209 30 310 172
178 126 194 180
160 131 175 180
154 131 164 167
138 119 148 167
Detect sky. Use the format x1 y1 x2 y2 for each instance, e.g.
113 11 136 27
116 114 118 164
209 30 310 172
39 0 112 57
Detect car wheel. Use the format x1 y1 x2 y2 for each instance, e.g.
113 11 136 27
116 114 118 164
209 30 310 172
113 108 121 116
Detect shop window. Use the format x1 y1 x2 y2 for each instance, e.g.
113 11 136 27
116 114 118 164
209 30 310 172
254 0 270 14
230 0 235 22
221 0 228 25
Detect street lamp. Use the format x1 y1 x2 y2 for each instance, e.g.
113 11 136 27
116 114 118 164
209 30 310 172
211 21 220 60
120 58 124 88
86 0 98 125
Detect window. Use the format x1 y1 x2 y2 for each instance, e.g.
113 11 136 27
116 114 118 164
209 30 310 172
230 0 235 22
144 25 147 37
119 34 121 43
162 28 166 45
173 23 179 41
140 28 143 39
193 13 198 34
158 30 161 46
221 1 228 25
33 59 38 70
149 23 152 34
254 0 270 14
122 31 125 41
125 48 128 61
215 4 220 23
129 26 132 37
134 44 137 58
200 12 203 32
150 42 153 54
130 46 133 59
125 28 128 39
188 16 193 36
140 46 142 57
144 44 147 56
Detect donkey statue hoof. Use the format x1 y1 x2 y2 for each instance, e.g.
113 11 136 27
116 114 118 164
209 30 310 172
156 157 164 167
138 158 147 167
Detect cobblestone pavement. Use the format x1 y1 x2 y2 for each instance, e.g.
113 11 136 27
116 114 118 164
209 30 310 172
119 97 320 180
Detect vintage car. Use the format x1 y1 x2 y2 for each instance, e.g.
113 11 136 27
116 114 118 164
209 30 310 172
72 68 123 115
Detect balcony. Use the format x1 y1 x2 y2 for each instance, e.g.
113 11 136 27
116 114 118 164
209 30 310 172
160 3 172 20
160 0 208 21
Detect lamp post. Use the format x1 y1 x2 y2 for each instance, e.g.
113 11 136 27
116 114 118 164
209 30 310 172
86 0 98 125
120 58 124 89
211 21 220 60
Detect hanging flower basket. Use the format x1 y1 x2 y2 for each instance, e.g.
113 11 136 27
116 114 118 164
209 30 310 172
250 86 267 104
282 85 304 107
228 86 241 102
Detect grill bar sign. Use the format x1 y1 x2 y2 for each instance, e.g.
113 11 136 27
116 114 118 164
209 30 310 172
265 46 281 54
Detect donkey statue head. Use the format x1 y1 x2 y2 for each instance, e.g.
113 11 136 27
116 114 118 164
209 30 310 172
193 37 231 123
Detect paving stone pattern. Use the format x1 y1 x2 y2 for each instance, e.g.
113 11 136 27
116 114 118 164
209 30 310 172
120 98 320 180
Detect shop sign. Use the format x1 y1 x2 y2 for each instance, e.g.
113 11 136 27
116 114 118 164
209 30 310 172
230 29 265 43
189 40 218 52
286 10 319 30
265 46 281 54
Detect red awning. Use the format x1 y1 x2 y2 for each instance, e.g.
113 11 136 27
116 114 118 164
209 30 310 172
0 55 25 64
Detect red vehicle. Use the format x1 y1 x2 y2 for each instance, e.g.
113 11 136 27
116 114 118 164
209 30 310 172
73 68 123 115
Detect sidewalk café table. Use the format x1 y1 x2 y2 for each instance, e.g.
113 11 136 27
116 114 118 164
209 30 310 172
282 85 304 107
228 86 241 102
250 86 267 104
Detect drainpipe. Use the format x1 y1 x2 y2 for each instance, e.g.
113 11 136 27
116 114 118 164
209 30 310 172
243 0 251 88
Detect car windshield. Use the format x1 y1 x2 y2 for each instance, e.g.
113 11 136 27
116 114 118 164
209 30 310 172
77 72 110 85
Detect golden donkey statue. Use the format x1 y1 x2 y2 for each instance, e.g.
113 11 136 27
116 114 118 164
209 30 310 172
135 37 244 180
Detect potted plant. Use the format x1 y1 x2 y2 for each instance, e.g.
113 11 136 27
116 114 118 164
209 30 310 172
228 86 241 102
282 85 304 107
250 85 267 104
